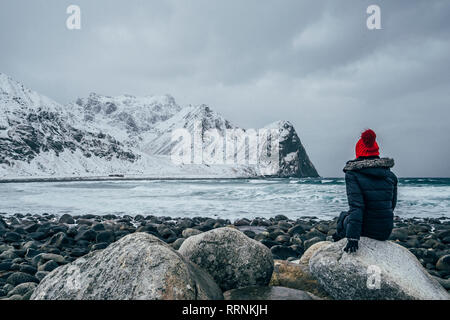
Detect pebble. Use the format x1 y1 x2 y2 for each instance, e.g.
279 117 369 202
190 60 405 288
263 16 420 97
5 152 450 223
6 272 39 286
59 214 75 224
436 255 450 272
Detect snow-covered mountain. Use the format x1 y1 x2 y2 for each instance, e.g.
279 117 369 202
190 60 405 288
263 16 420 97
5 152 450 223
0 73 319 178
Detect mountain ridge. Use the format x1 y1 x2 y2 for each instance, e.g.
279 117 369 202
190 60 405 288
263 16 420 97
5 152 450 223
0 73 319 178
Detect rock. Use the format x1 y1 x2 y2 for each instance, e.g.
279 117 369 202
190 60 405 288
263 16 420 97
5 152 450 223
41 253 66 264
0 250 18 260
442 236 450 244
22 290 34 300
436 255 450 272
234 218 251 226
136 224 158 235
389 228 409 242
0 262 12 271
3 232 21 242
403 237 421 248
250 218 271 227
269 260 331 299
19 265 37 275
410 224 432 234
10 263 21 271
91 243 109 251
22 241 39 250
24 223 39 233
432 276 450 290
3 284 14 293
315 223 329 234
270 245 298 260
8 217 21 226
25 248 40 259
287 225 305 236
171 238 185 250
0 217 7 230
422 250 439 265
7 282 37 297
241 230 255 239
309 237 450 300
274 215 288 221
260 239 279 248
35 271 49 281
268 229 286 240
96 231 114 243
32 253 66 267
76 219 93 226
59 214 75 224
66 227 78 237
46 232 73 249
274 234 290 243
422 238 440 249
303 236 323 250
179 227 274 291
157 227 177 242
29 232 47 241
31 233 223 300
299 241 332 267
75 229 97 242
181 228 202 238
197 219 216 231
35 224 53 238
6 272 39 286
223 286 317 300
303 228 326 241
92 223 105 231
436 229 450 240
38 260 59 272
289 234 303 246
277 221 292 232
13 249 26 258
70 247 88 257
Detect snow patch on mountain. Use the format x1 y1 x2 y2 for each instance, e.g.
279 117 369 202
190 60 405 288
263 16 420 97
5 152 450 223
0 73 319 178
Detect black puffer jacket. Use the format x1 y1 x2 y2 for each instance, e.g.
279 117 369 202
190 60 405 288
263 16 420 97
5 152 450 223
342 156 398 241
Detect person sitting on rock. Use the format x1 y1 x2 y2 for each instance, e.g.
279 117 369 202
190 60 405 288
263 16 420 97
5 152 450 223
332 129 398 253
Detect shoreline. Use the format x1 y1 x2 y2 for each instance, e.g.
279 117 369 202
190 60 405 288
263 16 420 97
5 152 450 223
0 175 291 184
0 176 448 184
0 213 449 299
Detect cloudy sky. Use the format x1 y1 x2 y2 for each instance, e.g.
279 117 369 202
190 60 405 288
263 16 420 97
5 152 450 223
1 0 449 177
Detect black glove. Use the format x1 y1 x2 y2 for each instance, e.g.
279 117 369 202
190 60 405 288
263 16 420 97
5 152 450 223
344 239 359 253
332 232 343 242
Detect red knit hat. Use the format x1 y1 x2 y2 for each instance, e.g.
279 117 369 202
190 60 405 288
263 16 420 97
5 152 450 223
355 129 380 158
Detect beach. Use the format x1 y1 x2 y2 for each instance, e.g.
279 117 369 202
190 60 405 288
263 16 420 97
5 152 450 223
1 212 449 299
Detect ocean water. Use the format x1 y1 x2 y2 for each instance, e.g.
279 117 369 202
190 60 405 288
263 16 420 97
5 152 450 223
0 178 449 221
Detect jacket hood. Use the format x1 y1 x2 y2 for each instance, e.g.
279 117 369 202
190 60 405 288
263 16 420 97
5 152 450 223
343 157 394 174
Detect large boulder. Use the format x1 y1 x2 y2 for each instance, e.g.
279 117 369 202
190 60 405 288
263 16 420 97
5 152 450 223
179 227 274 291
299 241 331 267
31 232 223 300
309 237 450 300
269 260 331 299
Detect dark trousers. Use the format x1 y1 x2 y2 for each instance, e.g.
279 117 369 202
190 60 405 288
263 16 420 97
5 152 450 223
336 211 350 239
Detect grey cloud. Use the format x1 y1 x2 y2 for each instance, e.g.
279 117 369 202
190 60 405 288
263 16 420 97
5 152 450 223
0 0 449 177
